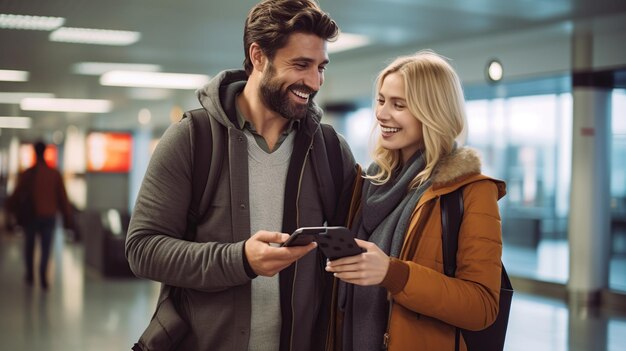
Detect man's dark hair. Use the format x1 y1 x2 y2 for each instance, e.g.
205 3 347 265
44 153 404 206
34 140 46 159
243 0 339 75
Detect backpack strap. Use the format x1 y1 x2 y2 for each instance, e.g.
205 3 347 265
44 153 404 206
440 187 464 351
183 107 225 241
441 187 464 277
320 123 343 201
316 123 346 225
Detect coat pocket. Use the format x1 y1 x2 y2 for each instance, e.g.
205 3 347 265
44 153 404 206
135 291 189 351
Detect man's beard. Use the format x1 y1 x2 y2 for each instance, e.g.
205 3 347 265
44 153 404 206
259 63 316 121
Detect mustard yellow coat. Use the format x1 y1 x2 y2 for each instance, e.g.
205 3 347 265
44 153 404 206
379 148 506 351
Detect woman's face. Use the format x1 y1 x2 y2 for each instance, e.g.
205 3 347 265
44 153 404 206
375 72 423 163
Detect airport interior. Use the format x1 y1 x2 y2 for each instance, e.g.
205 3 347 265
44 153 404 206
1 0 626 350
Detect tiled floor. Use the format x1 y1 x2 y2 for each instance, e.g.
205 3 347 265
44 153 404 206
1 228 626 351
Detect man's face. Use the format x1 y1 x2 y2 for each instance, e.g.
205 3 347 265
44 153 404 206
259 32 329 120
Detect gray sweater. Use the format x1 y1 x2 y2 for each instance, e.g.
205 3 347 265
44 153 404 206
247 129 294 350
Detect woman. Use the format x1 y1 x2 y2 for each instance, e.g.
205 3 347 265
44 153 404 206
326 50 506 351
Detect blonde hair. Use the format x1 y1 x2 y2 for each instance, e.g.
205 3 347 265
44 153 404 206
368 49 466 188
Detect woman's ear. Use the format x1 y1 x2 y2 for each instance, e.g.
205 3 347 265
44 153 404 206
249 43 267 73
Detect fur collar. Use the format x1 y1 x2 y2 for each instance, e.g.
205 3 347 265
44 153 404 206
430 147 482 188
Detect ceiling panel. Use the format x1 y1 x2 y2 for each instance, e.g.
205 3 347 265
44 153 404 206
1 0 626 135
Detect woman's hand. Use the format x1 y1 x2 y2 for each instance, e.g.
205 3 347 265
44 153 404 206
325 239 390 286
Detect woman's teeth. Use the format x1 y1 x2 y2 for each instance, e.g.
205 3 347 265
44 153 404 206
381 127 400 133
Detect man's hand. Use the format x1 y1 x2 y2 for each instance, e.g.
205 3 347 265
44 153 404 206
325 239 390 286
245 230 317 277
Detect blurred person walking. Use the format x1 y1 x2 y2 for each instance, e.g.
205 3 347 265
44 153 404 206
5 140 74 290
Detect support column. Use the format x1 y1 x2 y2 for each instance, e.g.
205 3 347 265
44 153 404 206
567 27 612 310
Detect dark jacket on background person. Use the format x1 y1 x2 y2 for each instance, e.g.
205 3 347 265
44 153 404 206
125 70 357 350
379 148 506 351
6 161 73 227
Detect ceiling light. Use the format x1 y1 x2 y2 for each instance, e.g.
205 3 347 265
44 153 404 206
21 98 112 113
328 33 371 54
127 88 171 101
486 59 504 83
100 71 210 89
0 14 65 30
72 62 161 75
50 27 141 46
0 116 32 129
0 69 29 82
0 92 55 104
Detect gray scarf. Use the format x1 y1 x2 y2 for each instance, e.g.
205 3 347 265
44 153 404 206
342 151 430 351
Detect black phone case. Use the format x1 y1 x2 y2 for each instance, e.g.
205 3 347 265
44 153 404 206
315 227 364 260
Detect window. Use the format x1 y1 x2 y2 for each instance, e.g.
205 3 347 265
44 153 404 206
466 94 572 283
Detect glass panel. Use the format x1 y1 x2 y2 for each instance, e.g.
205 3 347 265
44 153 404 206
466 94 572 284
610 89 626 292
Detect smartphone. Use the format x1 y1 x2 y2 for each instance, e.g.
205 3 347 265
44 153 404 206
281 226 364 261
281 227 327 247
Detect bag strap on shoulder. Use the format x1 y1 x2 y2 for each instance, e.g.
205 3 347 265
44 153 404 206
183 108 225 241
440 186 512 285
440 187 464 351
440 187 464 277
311 123 347 226
320 123 343 200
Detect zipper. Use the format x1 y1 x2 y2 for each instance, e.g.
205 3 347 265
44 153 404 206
324 277 338 351
383 294 393 350
288 132 316 351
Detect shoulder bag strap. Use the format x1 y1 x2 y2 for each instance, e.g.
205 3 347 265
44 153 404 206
183 107 225 242
441 187 464 277
440 187 464 351
320 123 343 199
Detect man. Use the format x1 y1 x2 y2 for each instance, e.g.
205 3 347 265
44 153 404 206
125 0 356 350
5 141 74 290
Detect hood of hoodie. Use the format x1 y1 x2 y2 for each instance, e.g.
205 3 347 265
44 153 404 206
196 70 247 129
195 69 325 134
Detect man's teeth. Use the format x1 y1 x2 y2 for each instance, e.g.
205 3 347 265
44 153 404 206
381 127 400 133
292 90 310 99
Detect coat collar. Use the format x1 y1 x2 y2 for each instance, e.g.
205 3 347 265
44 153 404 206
431 147 482 189
418 147 506 204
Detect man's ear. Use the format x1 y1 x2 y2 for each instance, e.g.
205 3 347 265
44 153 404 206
249 43 267 73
